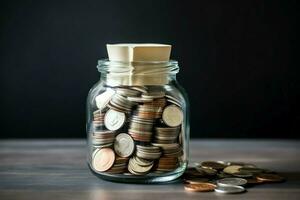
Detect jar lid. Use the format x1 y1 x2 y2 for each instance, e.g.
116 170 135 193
106 43 171 62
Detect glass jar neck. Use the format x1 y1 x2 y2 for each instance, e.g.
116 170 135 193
97 59 179 86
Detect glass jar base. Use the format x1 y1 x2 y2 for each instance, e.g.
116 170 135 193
88 162 187 184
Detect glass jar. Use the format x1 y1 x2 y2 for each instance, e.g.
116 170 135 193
86 58 190 183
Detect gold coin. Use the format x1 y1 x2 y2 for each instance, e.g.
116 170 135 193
256 173 285 183
162 105 183 127
184 183 216 192
223 165 242 174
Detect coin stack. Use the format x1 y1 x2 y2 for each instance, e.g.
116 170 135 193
152 143 183 158
154 127 180 143
128 156 154 175
116 88 142 97
183 161 285 194
92 130 115 148
143 97 167 119
90 86 185 176
155 157 179 172
165 94 182 107
106 156 129 174
152 143 183 172
136 145 162 160
128 116 154 142
92 110 106 131
108 93 136 113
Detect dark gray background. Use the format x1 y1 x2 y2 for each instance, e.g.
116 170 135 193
0 0 298 138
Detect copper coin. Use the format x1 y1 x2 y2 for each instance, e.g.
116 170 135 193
256 173 285 182
184 183 216 192
92 148 115 172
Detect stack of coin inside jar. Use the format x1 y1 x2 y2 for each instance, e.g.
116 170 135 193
89 86 184 175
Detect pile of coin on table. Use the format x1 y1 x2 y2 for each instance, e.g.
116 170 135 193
90 86 184 175
183 161 285 194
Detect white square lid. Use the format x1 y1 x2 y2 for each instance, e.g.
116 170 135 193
106 43 171 62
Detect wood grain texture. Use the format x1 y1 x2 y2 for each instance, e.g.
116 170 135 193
0 139 299 200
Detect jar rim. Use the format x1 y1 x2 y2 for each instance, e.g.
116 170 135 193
96 59 179 74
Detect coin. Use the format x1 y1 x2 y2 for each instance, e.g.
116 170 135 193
201 161 227 170
114 133 135 158
167 99 181 107
108 93 135 112
256 173 285 183
130 116 153 131
223 165 243 174
156 156 179 171
184 183 216 192
217 178 247 187
165 94 182 105
127 96 153 103
131 86 148 93
104 109 126 131
152 143 183 157
162 105 183 127
214 185 246 194
142 91 165 99
92 148 115 172
154 127 180 144
136 145 162 160
95 89 115 110
128 129 153 142
195 165 217 176
92 130 115 146
106 156 129 174
128 156 154 175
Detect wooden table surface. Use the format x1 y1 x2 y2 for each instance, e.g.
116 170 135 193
0 139 299 200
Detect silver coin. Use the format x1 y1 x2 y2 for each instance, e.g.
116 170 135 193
104 109 126 131
167 99 182 107
165 94 181 102
95 89 115 110
217 178 247 187
114 133 135 158
214 185 245 194
141 92 165 99
131 86 148 94
127 96 153 103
